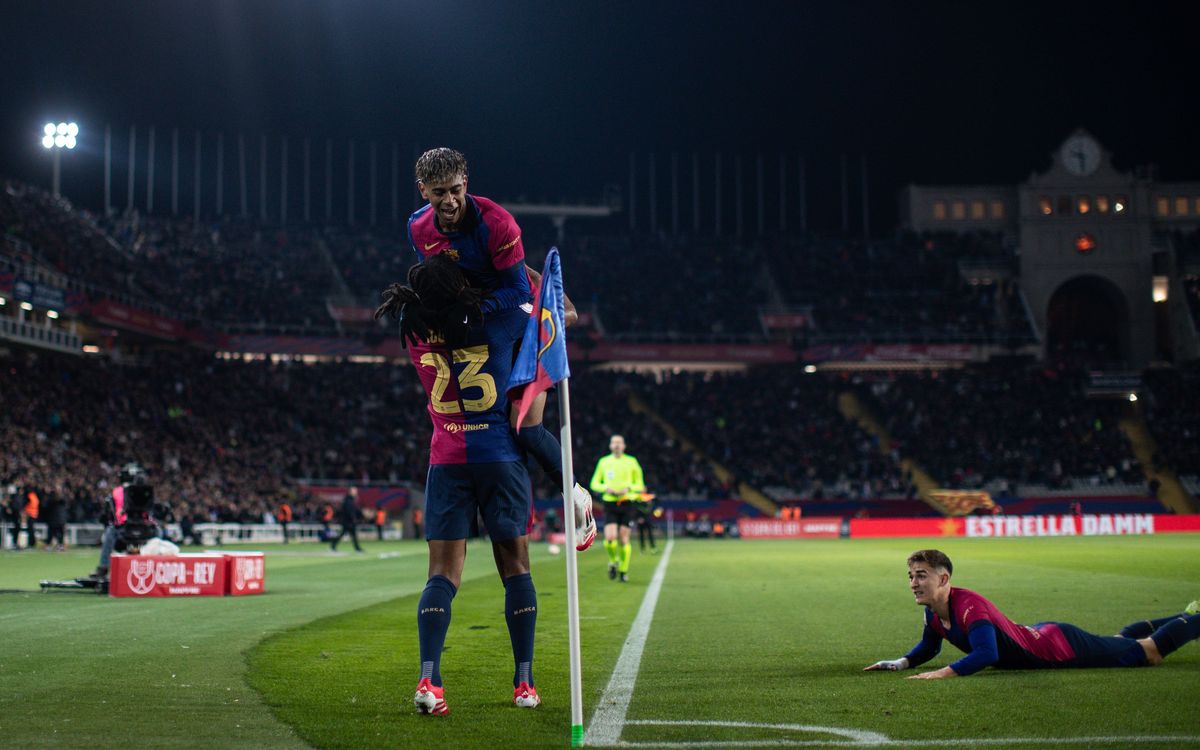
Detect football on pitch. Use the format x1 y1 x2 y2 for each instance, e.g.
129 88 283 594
547 544 561 555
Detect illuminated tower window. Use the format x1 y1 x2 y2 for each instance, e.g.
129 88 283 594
1096 195 1110 214
932 200 947 220
1039 196 1053 215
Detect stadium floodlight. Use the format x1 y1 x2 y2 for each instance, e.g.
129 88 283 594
803 364 818 374
20 302 33 311
46 310 59 319
41 121 79 196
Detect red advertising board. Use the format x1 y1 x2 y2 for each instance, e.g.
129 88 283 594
224 552 266 596
738 517 842 539
850 514 1200 539
109 554 227 597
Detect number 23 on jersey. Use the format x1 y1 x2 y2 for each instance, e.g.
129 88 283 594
419 344 497 415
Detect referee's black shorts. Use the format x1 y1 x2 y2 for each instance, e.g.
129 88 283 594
602 500 637 526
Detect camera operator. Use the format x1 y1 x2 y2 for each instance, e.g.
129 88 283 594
88 463 160 581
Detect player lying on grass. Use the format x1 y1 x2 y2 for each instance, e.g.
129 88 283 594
865 549 1200 679
375 254 544 715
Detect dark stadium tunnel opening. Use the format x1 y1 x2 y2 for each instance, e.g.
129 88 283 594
1046 274 1130 367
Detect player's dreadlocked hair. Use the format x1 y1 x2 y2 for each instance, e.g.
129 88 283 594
415 147 468 185
374 253 483 349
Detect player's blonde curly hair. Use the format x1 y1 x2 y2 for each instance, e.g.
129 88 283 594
415 147 468 185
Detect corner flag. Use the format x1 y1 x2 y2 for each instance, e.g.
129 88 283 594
506 247 586 746
507 247 571 426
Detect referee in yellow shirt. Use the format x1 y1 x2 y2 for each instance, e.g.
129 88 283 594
589 435 645 583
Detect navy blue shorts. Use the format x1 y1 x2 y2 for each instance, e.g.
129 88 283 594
424 461 532 542
1041 622 1147 668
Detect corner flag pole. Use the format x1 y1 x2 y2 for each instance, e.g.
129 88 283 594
558 379 585 746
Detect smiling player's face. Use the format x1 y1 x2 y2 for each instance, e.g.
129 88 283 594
419 173 468 231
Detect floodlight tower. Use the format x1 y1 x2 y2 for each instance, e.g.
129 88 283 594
41 122 79 197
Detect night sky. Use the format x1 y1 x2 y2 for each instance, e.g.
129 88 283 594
2 0 1197 230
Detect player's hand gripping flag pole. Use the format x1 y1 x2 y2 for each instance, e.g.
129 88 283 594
506 248 586 746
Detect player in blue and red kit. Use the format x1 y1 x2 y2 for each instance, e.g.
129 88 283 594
409 147 594 550
865 549 1200 678
375 254 542 714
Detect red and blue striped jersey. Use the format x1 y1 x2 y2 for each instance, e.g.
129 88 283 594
928 587 1075 668
408 307 527 465
407 194 532 316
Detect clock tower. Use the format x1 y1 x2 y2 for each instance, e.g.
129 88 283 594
1017 129 1154 365
900 129 1200 366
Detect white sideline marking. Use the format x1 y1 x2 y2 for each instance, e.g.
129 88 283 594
585 539 675 747
612 720 1200 748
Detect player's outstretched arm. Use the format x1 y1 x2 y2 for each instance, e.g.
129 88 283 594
864 657 909 671
867 623 942 674
910 622 999 679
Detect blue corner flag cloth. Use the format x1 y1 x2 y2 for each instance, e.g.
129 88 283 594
506 247 570 426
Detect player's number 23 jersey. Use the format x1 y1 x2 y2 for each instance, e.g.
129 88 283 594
409 307 525 465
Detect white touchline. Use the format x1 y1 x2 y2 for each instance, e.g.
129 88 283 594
585 538 676 747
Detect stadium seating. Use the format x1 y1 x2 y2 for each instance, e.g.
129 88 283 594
864 365 1143 490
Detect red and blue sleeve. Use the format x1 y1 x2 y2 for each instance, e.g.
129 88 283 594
476 208 531 316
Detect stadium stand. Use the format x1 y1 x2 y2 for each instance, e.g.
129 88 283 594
765 232 1035 344
864 364 1143 490
1143 366 1200 478
5 176 1197 528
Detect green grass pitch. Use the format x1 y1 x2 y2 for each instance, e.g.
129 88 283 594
1 535 1198 749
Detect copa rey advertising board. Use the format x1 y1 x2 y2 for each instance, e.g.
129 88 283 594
109 554 227 597
109 553 266 597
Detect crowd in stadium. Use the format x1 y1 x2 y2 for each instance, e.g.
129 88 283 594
3 178 1052 348
101 213 335 331
866 364 1142 490
767 232 1033 344
634 367 913 500
4 176 1200 531
1143 366 1200 479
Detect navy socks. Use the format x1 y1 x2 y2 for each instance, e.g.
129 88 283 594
1149 613 1200 659
517 425 565 486
1120 614 1183 639
417 575 457 686
504 573 538 687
